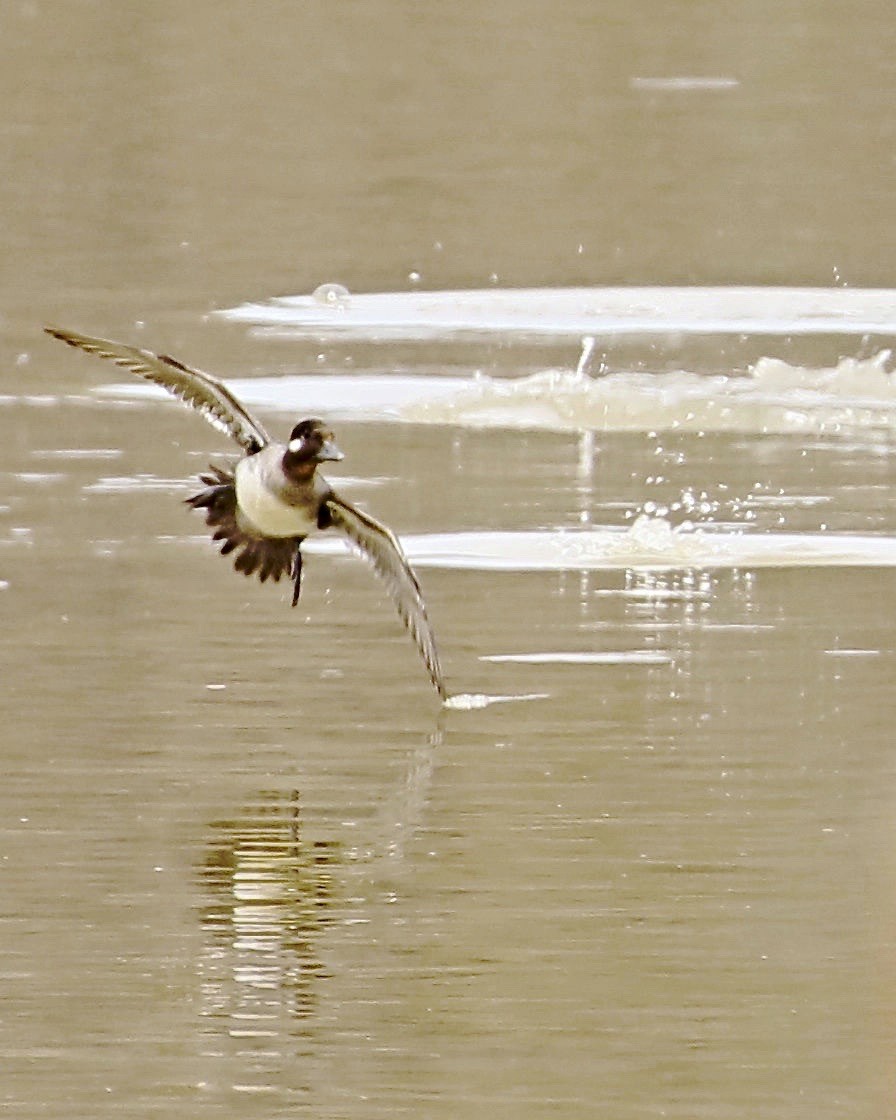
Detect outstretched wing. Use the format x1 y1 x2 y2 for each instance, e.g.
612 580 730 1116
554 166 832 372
45 326 271 453
325 493 446 698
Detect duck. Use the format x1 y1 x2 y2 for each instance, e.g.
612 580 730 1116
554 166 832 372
45 326 446 699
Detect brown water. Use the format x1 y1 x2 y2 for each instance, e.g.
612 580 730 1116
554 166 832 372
3 4 896 1117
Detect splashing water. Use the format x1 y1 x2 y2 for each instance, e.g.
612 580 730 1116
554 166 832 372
303 514 896 571
442 692 550 710
97 348 896 438
401 351 896 435
311 282 351 308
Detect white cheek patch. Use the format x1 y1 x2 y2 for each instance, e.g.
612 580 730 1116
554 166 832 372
288 437 305 453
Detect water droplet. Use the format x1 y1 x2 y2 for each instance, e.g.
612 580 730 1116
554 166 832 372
312 282 351 308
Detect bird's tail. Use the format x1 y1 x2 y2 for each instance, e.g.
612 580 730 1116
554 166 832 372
186 465 301 586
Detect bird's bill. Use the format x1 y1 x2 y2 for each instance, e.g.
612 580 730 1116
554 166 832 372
318 439 345 462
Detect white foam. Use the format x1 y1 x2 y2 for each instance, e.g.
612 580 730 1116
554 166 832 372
303 517 896 571
442 692 550 710
216 285 896 338
481 651 672 665
400 353 896 434
98 352 896 436
97 374 470 421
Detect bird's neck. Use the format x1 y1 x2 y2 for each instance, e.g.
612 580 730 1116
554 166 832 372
281 449 318 482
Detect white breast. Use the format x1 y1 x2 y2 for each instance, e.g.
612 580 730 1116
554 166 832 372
235 453 323 538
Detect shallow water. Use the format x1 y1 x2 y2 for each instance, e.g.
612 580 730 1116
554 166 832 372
4 4 896 1119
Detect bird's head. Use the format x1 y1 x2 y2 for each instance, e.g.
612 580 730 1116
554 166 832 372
283 418 344 476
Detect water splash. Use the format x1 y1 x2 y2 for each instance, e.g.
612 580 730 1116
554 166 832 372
575 335 597 377
311 281 351 308
442 691 550 710
303 516 896 571
401 351 896 435
99 351 896 437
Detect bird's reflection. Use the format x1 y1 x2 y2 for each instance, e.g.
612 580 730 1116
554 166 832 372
198 790 340 1031
195 730 441 1095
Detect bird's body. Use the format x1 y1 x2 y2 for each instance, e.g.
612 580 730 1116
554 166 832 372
45 326 446 698
235 445 333 539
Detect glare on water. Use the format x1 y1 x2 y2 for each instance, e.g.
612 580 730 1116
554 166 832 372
4 4 896 1118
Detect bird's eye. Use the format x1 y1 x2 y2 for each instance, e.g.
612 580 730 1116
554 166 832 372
288 437 305 453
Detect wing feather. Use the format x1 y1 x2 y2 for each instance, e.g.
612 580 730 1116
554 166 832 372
45 326 270 453
325 494 446 698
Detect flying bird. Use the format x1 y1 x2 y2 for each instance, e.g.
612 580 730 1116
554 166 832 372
45 326 446 698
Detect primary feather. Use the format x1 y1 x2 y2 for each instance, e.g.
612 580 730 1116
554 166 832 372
326 494 446 698
44 327 270 453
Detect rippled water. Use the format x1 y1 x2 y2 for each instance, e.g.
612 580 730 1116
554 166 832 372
7 431 893 1120
5 3 896 1118
6 307 895 1115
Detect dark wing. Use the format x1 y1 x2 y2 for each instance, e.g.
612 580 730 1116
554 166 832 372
325 493 446 699
186 464 301 586
45 326 271 453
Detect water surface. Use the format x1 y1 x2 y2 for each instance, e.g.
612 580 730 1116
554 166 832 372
3 4 896 1118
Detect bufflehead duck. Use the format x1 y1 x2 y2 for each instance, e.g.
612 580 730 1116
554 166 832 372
45 326 445 698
